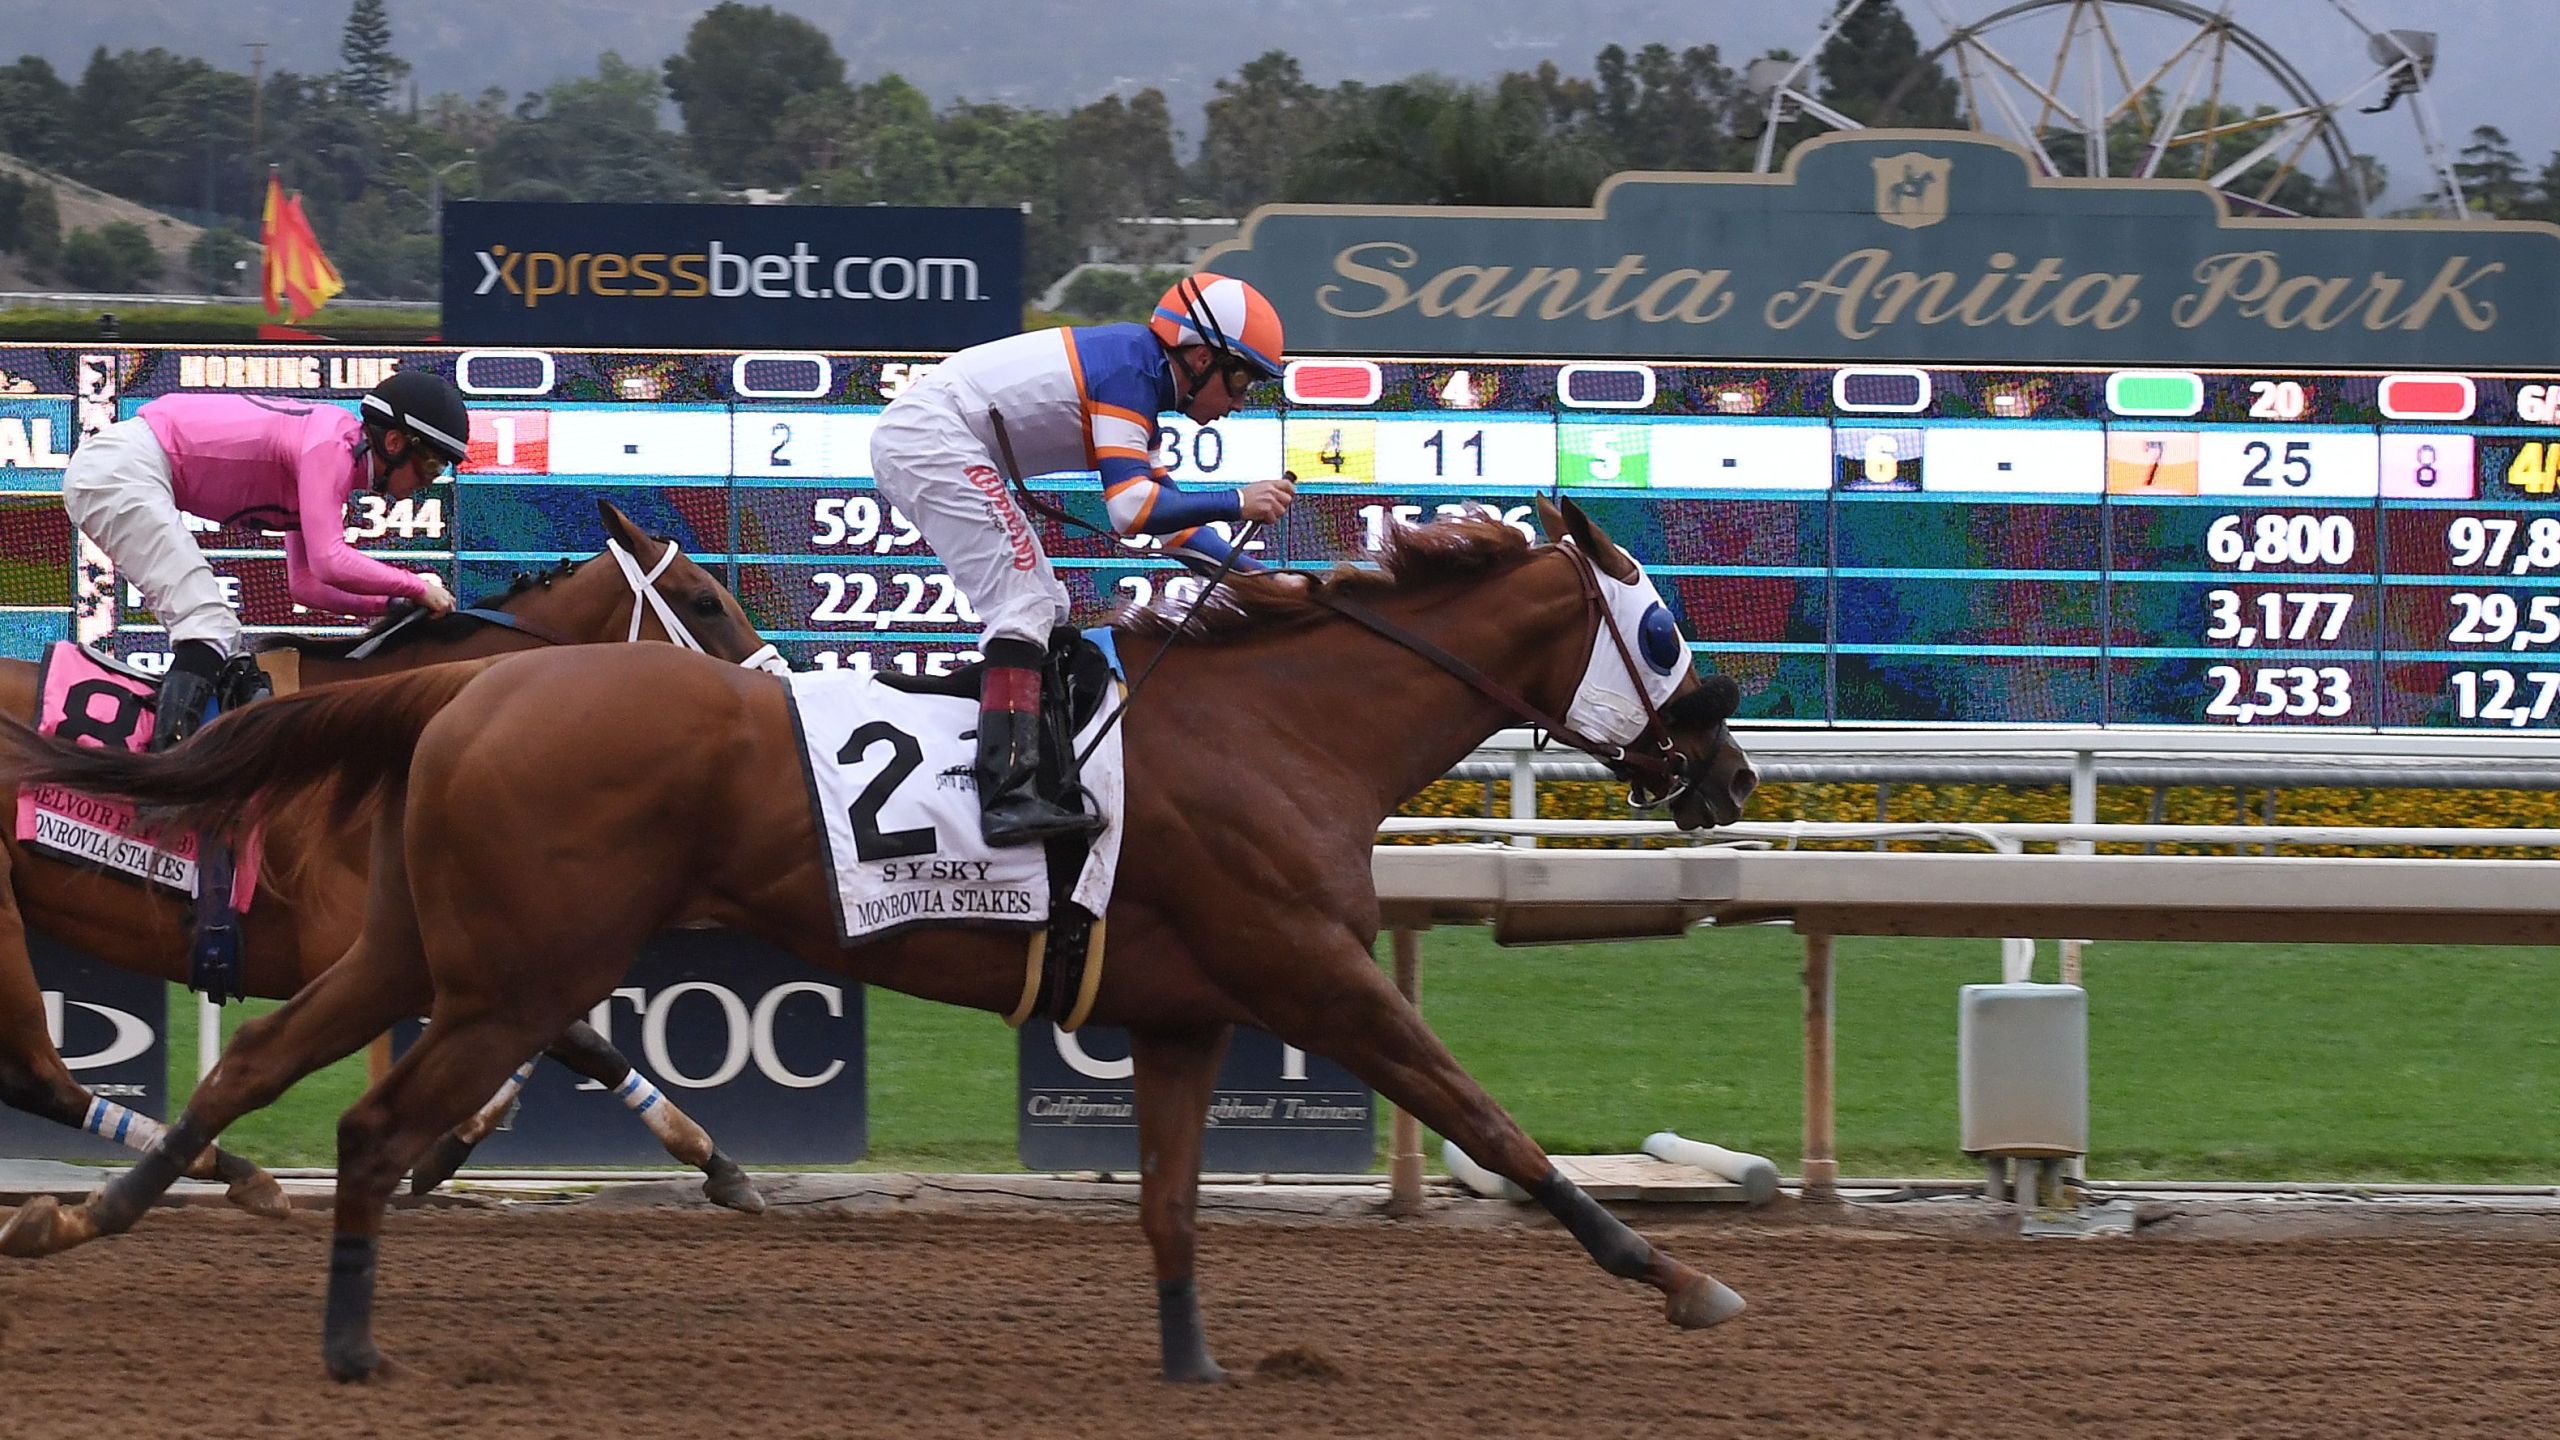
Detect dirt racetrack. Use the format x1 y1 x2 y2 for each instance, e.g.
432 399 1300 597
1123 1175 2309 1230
4 1201 2558 1439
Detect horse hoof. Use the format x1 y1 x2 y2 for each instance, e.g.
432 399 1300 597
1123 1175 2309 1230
0 1196 96 1259
1165 1359 1229 1385
703 1170 766 1216
227 1171 291 1220
1665 1275 1747 1330
407 1133 478 1199
325 1339 383 1384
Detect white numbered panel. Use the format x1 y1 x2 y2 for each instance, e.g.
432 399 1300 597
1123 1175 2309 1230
1650 419 1832 490
2196 429 2381 499
547 407 734 478
1922 425 2105 494
730 410 881 480
1151 415 1283 486
1373 415 1557 488
2378 433 2476 500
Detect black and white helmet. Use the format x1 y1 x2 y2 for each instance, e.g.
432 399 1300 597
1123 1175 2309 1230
360 370 470 464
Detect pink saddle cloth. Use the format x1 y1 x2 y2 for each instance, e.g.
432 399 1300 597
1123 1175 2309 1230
14 642 261 908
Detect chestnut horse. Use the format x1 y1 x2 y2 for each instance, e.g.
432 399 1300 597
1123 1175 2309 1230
0 500 775 1221
0 498 1759 1383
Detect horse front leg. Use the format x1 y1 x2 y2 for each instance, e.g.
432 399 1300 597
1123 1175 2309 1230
326 1005 568 1383
0 869 285 1225
1128 1024 1234 1383
1248 932 1745 1333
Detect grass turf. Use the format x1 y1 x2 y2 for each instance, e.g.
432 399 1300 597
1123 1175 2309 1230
159 926 2560 1182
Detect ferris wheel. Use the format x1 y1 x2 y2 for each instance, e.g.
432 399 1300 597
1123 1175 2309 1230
1744 0 2468 219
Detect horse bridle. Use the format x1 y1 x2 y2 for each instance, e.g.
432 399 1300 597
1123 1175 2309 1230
604 537 788 673
354 539 786 673
1308 540 1723 817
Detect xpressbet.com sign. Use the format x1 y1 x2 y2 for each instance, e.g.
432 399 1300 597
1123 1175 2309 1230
442 201 1023 351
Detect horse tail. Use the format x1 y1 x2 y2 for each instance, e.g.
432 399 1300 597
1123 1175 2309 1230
0 655 503 837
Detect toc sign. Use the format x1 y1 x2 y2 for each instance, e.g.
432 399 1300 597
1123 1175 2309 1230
395 929 865 1166
443 201 1024 350
1018 1023 1375 1173
0 931 165 1161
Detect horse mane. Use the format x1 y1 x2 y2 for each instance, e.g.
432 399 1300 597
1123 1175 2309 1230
250 555 590 660
1114 516 1537 640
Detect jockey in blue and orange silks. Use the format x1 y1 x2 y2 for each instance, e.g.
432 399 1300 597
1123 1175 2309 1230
869 273 1297 847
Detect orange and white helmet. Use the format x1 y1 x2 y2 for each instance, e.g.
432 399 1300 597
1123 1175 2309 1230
1149 273 1285 380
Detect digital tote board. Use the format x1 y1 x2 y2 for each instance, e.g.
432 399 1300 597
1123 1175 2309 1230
3 343 2558 730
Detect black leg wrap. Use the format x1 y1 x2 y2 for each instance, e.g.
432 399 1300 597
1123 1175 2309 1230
323 1233 381 1381
92 1115 214 1232
1530 1167 1654 1280
1155 1277 1224 1382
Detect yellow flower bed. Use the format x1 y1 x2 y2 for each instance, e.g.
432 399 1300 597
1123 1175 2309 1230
1394 778 2560 858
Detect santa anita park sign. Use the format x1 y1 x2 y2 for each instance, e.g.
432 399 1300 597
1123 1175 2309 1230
1206 131 2560 368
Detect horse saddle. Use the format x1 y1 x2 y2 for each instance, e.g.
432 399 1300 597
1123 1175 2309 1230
16 643 279 1003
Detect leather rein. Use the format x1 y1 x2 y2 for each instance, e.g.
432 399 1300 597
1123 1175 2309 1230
1307 540 1715 815
344 539 784 673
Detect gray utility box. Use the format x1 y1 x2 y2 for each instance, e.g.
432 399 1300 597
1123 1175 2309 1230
1958 983 2088 1158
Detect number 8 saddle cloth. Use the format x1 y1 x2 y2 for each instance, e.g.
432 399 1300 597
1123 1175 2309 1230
15 642 265 909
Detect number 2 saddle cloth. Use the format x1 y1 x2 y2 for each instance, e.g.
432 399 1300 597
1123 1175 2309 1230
785 631 1124 959
14 641 263 909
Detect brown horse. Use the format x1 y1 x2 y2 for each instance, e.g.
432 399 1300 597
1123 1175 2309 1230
0 497 1759 1383
0 500 775 1221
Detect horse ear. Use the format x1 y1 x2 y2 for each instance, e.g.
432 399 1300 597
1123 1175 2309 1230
1532 494 1568 542
596 499 655 560
1559 495 1641 582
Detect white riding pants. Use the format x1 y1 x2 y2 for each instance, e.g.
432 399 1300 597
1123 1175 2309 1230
60 417 242 654
868 395 1069 649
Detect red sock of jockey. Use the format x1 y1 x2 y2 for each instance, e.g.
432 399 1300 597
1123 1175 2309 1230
975 637 1102 847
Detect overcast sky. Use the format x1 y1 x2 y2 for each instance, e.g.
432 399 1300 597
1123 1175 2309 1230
2 0 2527 210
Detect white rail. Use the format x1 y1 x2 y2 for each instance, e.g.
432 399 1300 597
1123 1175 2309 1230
1367 834 2560 1206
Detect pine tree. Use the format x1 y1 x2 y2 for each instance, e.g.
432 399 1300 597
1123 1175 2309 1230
1816 0 1961 128
341 0 410 111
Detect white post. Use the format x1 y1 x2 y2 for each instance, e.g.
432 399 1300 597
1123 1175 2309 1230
1509 749 1537 849
2061 746 2097 985
196 991 221 1080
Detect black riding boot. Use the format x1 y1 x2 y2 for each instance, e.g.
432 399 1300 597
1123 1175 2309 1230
150 640 223 752
976 638 1103 848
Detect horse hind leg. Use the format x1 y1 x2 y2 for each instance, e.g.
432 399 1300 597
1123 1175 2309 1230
0 897 434 1259
0 862 291 1237
541 1019 763 1215
406 1022 763 1215
325 1006 575 1383
1254 936 1744 1332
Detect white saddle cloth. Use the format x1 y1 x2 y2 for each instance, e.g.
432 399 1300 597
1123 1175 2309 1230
785 668 1123 944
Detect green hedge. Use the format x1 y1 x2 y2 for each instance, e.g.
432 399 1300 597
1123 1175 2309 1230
0 302 441 343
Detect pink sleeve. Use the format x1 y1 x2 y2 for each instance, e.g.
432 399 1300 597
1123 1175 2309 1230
290 426 431 608
281 534 409 617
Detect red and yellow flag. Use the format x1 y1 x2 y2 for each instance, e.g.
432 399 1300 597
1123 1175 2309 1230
260 171 344 322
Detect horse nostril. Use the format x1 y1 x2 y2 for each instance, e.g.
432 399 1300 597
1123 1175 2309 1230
1729 766 1760 809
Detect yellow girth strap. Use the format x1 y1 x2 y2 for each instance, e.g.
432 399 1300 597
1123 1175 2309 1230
1002 917 1109 1031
